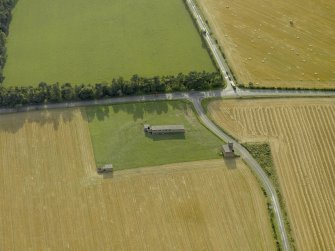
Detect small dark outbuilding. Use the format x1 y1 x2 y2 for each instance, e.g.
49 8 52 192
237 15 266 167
222 142 235 158
97 164 113 174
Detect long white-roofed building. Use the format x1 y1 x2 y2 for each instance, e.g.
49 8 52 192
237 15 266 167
144 124 185 134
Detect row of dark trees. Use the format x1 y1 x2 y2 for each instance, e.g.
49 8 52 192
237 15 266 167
0 0 16 82
0 2 223 107
0 71 223 107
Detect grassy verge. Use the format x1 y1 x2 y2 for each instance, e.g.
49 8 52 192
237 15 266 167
86 100 223 170
243 142 295 251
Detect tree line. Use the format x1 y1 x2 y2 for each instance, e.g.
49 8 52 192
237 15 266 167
0 0 16 82
0 2 223 107
0 71 222 107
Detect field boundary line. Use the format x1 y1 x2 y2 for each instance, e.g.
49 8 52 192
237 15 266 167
0 87 334 115
184 0 236 91
190 96 291 251
1 89 334 251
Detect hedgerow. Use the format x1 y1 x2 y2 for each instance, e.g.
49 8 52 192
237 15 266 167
0 71 223 107
238 82 335 92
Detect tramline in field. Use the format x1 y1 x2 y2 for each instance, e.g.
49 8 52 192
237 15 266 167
0 107 276 250
207 98 335 250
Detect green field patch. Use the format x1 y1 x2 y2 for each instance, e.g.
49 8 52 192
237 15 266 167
3 0 215 86
86 101 222 170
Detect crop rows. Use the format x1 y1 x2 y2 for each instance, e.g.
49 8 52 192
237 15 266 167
0 108 275 250
208 98 335 250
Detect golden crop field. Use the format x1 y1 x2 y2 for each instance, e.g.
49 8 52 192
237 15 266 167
0 109 276 250
197 0 335 88
208 98 335 250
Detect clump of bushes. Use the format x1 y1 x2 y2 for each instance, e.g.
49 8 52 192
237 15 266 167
243 143 274 177
0 71 223 107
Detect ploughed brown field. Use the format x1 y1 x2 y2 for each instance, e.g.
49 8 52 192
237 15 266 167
197 0 335 88
208 98 335 250
0 108 276 250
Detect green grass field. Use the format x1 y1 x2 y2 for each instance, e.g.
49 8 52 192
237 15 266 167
3 0 215 86
86 101 222 170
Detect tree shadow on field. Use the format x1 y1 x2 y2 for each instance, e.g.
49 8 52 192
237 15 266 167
169 100 188 111
85 106 110 122
84 101 171 123
117 102 169 121
0 109 76 134
83 100 194 125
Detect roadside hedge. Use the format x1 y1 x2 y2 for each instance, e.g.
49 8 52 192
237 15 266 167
238 82 335 92
0 71 223 107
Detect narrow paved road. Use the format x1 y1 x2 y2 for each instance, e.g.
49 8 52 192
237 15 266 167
181 1 333 248
191 96 290 251
185 0 236 91
1 88 333 115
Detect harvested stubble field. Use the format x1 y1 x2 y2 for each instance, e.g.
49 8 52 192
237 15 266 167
0 109 276 250
3 0 214 86
197 0 335 88
208 98 335 250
